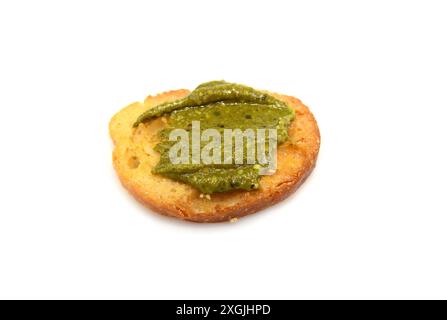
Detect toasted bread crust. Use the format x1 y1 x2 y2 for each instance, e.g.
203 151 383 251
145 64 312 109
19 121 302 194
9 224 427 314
109 89 320 222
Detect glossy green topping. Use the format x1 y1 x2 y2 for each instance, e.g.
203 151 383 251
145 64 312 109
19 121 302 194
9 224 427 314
134 81 295 194
133 81 284 127
162 166 260 195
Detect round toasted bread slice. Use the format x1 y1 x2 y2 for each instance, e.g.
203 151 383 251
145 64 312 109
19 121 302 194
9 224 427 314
109 89 320 222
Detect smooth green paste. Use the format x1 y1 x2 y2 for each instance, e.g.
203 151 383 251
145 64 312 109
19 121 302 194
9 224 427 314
133 81 295 194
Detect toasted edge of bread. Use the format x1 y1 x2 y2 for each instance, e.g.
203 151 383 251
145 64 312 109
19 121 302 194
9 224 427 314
109 89 320 222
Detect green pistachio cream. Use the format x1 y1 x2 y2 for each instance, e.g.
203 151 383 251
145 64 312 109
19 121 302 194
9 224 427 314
133 81 295 194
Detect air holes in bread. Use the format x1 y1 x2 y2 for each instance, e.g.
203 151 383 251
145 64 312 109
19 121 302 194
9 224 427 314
128 156 140 169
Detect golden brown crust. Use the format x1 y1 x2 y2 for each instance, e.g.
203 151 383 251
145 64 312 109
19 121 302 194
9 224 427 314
109 88 320 222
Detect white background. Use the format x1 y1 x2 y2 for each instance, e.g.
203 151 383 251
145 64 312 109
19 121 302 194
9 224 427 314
0 0 446 299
